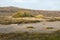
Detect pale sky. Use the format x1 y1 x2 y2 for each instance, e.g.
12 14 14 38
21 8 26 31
0 0 60 10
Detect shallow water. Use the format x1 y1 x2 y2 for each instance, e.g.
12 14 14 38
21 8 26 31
0 21 60 33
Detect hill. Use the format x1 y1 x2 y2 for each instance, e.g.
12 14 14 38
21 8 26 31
0 6 60 17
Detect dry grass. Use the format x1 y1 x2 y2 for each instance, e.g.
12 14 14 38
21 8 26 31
0 17 41 24
0 30 60 40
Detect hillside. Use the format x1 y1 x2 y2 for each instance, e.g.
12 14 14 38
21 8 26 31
0 6 60 17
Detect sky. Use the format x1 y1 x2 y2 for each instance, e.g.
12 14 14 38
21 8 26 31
0 0 60 10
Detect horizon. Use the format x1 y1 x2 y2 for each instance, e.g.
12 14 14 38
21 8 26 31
0 6 60 11
0 0 60 11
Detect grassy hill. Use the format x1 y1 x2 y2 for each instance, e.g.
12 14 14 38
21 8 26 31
0 6 60 17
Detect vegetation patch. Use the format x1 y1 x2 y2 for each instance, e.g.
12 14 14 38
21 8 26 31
27 26 34 29
46 18 56 22
46 27 54 29
12 11 34 18
55 18 60 21
0 30 60 40
46 17 60 22
0 17 41 25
